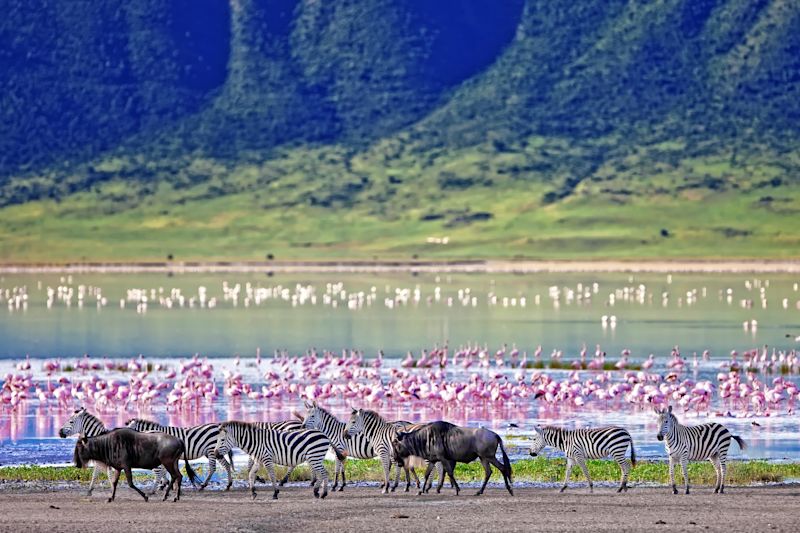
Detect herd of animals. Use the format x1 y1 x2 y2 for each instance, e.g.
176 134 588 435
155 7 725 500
61 403 747 503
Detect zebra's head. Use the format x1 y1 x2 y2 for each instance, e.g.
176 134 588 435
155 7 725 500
343 408 364 440
303 401 323 431
59 407 88 438
655 405 674 441
528 425 546 457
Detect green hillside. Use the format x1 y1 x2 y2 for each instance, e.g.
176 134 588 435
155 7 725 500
1 0 799 262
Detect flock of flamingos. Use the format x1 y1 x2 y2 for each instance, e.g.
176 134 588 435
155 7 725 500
1 343 799 417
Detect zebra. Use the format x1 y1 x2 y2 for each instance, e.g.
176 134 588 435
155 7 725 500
214 421 342 500
655 405 746 494
58 407 116 496
126 418 235 491
528 425 636 493
243 420 307 486
344 407 436 494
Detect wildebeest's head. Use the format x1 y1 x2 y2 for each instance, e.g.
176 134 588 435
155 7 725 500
73 434 90 469
391 431 414 463
59 407 87 438
655 405 674 441
528 426 546 457
343 408 364 440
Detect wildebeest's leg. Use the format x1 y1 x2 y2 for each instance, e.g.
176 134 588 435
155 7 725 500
163 458 182 502
476 458 492 496
443 460 460 496
108 469 121 503
124 466 149 502
560 457 574 493
488 456 513 495
418 462 435 496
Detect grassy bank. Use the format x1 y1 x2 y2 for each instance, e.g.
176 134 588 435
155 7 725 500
4 459 799 486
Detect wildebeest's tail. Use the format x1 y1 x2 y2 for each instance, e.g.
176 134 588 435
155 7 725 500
733 435 747 451
183 451 198 484
498 436 513 482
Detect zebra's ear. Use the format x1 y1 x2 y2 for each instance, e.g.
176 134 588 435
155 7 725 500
304 400 312 409
312 400 317 407
667 405 673 414
653 407 661 415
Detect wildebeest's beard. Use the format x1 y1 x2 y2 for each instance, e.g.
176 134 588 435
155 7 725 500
73 442 85 469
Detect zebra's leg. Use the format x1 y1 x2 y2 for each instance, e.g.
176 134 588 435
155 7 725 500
476 458 492 496
86 463 102 497
124 466 148 502
577 458 593 493
155 465 170 491
248 456 266 484
719 458 728 494
339 458 347 492
199 452 217 490
264 459 280 500
710 456 722 493
617 458 631 493
380 452 392 494
215 453 234 491
560 458 574 493
391 460 403 492
668 456 678 494
680 457 690 495
433 461 445 493
108 469 121 503
279 465 293 486
248 458 262 500
312 460 329 499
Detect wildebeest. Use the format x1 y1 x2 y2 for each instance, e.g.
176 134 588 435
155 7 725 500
391 421 513 496
73 428 197 502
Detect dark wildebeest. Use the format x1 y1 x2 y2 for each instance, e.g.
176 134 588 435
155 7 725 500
391 421 513 496
73 428 197 502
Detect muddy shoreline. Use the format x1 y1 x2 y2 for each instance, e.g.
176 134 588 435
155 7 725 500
1 259 799 274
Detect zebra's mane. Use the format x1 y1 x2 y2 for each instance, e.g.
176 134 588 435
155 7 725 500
313 405 339 421
129 417 162 427
79 410 106 427
361 409 388 424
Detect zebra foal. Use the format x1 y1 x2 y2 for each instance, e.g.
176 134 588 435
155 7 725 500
528 425 636 492
655 406 746 494
215 421 342 500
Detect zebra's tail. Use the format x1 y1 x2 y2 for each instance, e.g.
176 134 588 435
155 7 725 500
629 437 637 468
332 445 348 462
733 435 747 451
183 451 199 484
498 436 513 482
228 449 235 470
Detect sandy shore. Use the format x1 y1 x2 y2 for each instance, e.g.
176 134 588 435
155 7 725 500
0 483 796 532
1 259 799 274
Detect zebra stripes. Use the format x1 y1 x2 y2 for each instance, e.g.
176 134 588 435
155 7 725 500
215 421 340 500
655 406 746 494
344 408 424 494
126 418 234 491
58 407 114 496
529 425 636 492
302 401 375 491
245 420 306 485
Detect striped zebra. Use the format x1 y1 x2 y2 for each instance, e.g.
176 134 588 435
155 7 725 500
214 421 342 500
244 420 307 486
58 407 115 496
344 408 434 494
126 418 234 491
528 425 636 493
655 406 746 494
